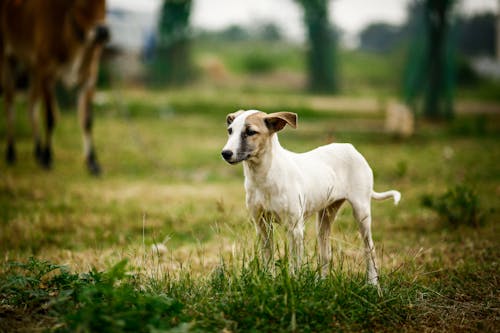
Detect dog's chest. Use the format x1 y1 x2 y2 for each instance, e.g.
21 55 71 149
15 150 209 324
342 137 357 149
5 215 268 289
245 178 291 216
244 159 342 220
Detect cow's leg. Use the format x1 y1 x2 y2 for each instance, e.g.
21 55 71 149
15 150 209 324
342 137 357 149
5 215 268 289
41 78 56 169
78 82 101 175
4 88 16 164
3 56 17 164
77 45 103 176
27 76 43 164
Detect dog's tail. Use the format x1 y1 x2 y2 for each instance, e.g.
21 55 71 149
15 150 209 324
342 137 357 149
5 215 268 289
371 190 401 205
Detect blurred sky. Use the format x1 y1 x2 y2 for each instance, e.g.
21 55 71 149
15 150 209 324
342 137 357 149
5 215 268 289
108 0 498 43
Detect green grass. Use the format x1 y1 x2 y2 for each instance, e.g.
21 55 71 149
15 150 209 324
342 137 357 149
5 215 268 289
1 89 499 331
1 256 420 332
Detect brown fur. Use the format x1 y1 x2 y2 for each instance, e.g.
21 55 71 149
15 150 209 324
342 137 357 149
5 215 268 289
242 112 270 163
245 112 297 158
262 112 297 132
1 0 108 174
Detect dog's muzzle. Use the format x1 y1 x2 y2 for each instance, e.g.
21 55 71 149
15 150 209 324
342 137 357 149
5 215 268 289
221 150 250 164
221 150 234 163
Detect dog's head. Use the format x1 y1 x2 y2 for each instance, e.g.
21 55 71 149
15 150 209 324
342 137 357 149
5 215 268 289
221 110 297 164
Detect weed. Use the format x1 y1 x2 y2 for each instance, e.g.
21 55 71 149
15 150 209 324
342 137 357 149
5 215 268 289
421 184 484 228
63 260 185 333
0 258 79 331
396 160 408 178
0 259 187 332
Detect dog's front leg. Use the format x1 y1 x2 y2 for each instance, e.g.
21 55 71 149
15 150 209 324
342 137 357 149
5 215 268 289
252 210 274 267
286 216 305 273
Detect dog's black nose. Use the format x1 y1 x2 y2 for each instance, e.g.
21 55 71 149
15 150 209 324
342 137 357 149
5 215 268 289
221 150 233 161
94 24 110 44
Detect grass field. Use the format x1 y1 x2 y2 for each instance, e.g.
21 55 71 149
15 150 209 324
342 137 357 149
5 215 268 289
1 88 499 332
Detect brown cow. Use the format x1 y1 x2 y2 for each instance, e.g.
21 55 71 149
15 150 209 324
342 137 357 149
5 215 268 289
1 0 109 175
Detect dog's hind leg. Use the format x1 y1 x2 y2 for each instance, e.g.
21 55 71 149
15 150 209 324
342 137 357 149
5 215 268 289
351 200 379 286
316 199 344 276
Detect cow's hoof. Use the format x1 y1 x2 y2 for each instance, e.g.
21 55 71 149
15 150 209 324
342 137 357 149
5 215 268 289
41 146 52 169
87 160 101 176
34 142 44 165
86 151 101 176
6 144 16 165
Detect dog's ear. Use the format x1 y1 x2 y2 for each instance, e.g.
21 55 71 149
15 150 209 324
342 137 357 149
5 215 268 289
226 110 245 126
264 112 297 133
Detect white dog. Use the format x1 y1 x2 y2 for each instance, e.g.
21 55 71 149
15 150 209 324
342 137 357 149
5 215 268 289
221 110 400 285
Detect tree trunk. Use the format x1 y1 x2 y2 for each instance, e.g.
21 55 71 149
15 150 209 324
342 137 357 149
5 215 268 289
298 0 337 93
153 0 192 86
423 0 454 119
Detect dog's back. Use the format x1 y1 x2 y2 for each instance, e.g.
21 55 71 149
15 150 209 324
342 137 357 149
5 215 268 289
284 143 374 207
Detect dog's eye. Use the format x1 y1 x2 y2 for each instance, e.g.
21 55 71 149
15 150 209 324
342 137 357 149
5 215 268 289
228 128 233 135
246 128 258 136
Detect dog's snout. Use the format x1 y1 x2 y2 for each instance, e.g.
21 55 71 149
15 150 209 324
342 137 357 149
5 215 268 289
221 150 233 161
94 24 110 44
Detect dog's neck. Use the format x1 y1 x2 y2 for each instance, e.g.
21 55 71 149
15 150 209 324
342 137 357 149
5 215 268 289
243 134 286 185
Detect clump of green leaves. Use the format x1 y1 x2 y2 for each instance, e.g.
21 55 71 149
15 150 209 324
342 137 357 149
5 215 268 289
63 260 185 332
0 258 78 310
0 258 186 332
421 185 484 228
0 258 81 332
396 160 408 178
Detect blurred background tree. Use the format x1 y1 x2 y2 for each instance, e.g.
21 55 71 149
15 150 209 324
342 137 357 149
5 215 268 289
456 12 496 57
257 22 283 42
404 0 457 120
218 25 251 42
295 0 338 93
150 0 193 86
359 23 404 53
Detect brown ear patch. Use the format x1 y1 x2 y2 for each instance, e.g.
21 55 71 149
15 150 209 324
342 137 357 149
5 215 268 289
264 112 298 133
226 110 245 126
